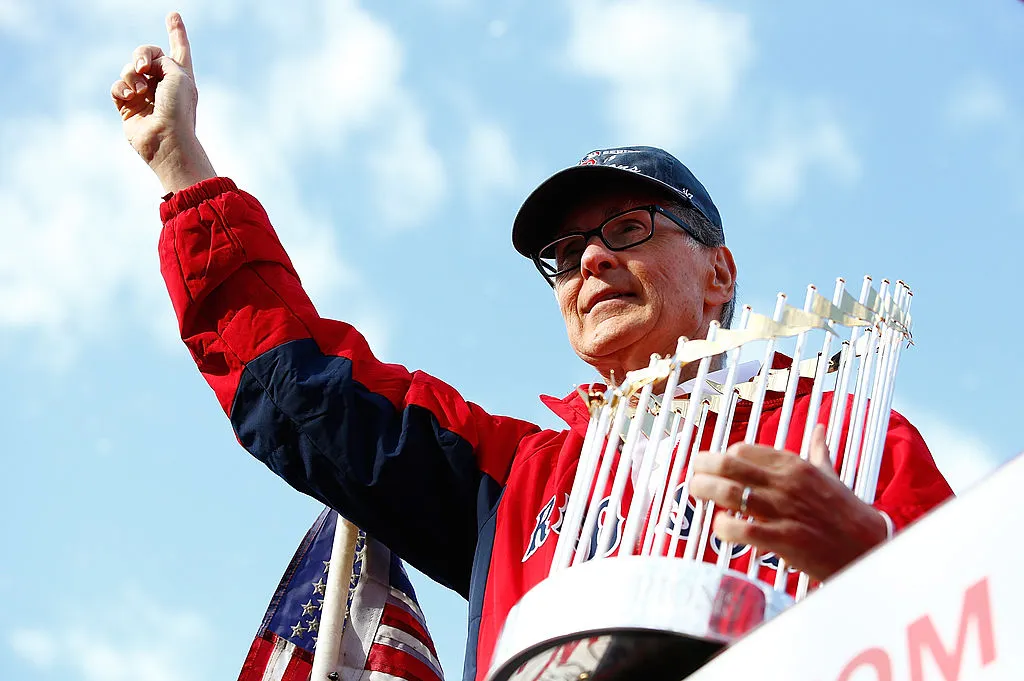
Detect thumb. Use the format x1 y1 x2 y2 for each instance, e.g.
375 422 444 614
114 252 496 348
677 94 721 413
808 424 837 477
166 11 193 74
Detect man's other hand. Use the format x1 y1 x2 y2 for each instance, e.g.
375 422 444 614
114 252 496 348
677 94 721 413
111 12 215 193
689 424 888 582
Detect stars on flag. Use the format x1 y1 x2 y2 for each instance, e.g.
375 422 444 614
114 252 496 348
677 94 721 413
288 570 334 643
239 510 443 681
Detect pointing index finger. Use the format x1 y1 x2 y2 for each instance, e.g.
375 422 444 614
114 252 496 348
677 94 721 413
166 11 193 73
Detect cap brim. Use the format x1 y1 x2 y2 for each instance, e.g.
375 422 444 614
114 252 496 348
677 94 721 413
512 164 691 258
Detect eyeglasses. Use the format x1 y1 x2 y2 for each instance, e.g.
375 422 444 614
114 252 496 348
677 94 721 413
532 205 702 286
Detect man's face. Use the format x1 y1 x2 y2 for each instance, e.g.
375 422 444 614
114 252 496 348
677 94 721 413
551 190 735 379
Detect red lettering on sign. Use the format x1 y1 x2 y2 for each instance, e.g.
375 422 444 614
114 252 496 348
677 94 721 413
836 647 892 681
906 577 996 681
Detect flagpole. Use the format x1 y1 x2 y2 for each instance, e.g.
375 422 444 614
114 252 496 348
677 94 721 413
310 513 361 681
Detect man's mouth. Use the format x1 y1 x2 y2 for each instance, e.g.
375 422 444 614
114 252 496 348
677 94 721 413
583 291 635 314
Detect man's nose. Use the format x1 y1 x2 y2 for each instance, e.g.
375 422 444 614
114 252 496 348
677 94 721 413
579 238 618 278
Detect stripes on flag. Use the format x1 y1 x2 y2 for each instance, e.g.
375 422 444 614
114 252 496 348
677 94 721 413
239 631 313 681
238 507 444 681
370 599 443 678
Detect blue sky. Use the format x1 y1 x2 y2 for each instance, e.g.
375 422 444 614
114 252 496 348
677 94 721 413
1 1 1021 679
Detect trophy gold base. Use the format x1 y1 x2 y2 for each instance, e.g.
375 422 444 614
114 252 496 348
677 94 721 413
486 557 792 681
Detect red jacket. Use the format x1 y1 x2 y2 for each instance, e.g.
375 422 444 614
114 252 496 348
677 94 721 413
158 178 954 681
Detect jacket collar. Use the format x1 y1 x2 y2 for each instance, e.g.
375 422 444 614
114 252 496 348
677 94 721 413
540 388 602 440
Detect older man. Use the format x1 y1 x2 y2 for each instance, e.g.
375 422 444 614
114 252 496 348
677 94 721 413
113 14 952 681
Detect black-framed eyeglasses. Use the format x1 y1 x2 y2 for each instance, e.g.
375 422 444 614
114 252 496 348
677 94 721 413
532 205 702 286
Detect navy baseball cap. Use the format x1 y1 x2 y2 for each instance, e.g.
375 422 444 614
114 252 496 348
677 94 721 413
512 146 724 257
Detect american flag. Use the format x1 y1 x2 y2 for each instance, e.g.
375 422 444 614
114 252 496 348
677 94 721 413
238 507 445 681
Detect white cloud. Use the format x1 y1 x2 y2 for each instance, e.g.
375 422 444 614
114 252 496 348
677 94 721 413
0 112 167 363
743 111 861 207
945 75 1011 128
207 1 447 231
9 628 58 669
488 19 509 39
369 100 448 231
0 0 450 361
942 75 1022 212
261 2 404 156
565 0 754 150
0 0 242 41
463 120 520 202
8 591 214 681
0 0 36 36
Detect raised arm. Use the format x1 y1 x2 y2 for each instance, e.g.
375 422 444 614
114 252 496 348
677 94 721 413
114 13 540 595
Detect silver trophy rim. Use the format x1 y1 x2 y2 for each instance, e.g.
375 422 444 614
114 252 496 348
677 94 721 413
486 555 793 681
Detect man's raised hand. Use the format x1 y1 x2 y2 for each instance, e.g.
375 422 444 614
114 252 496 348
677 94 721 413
112 12 215 194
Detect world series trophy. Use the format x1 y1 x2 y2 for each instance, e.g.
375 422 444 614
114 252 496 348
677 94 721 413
485 277 915 681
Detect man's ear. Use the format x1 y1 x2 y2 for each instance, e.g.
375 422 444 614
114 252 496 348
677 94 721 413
707 245 737 306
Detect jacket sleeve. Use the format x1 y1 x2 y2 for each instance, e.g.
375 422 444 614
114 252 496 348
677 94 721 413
158 177 540 596
871 410 954 532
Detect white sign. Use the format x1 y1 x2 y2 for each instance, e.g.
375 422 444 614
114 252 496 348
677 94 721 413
688 453 1024 681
